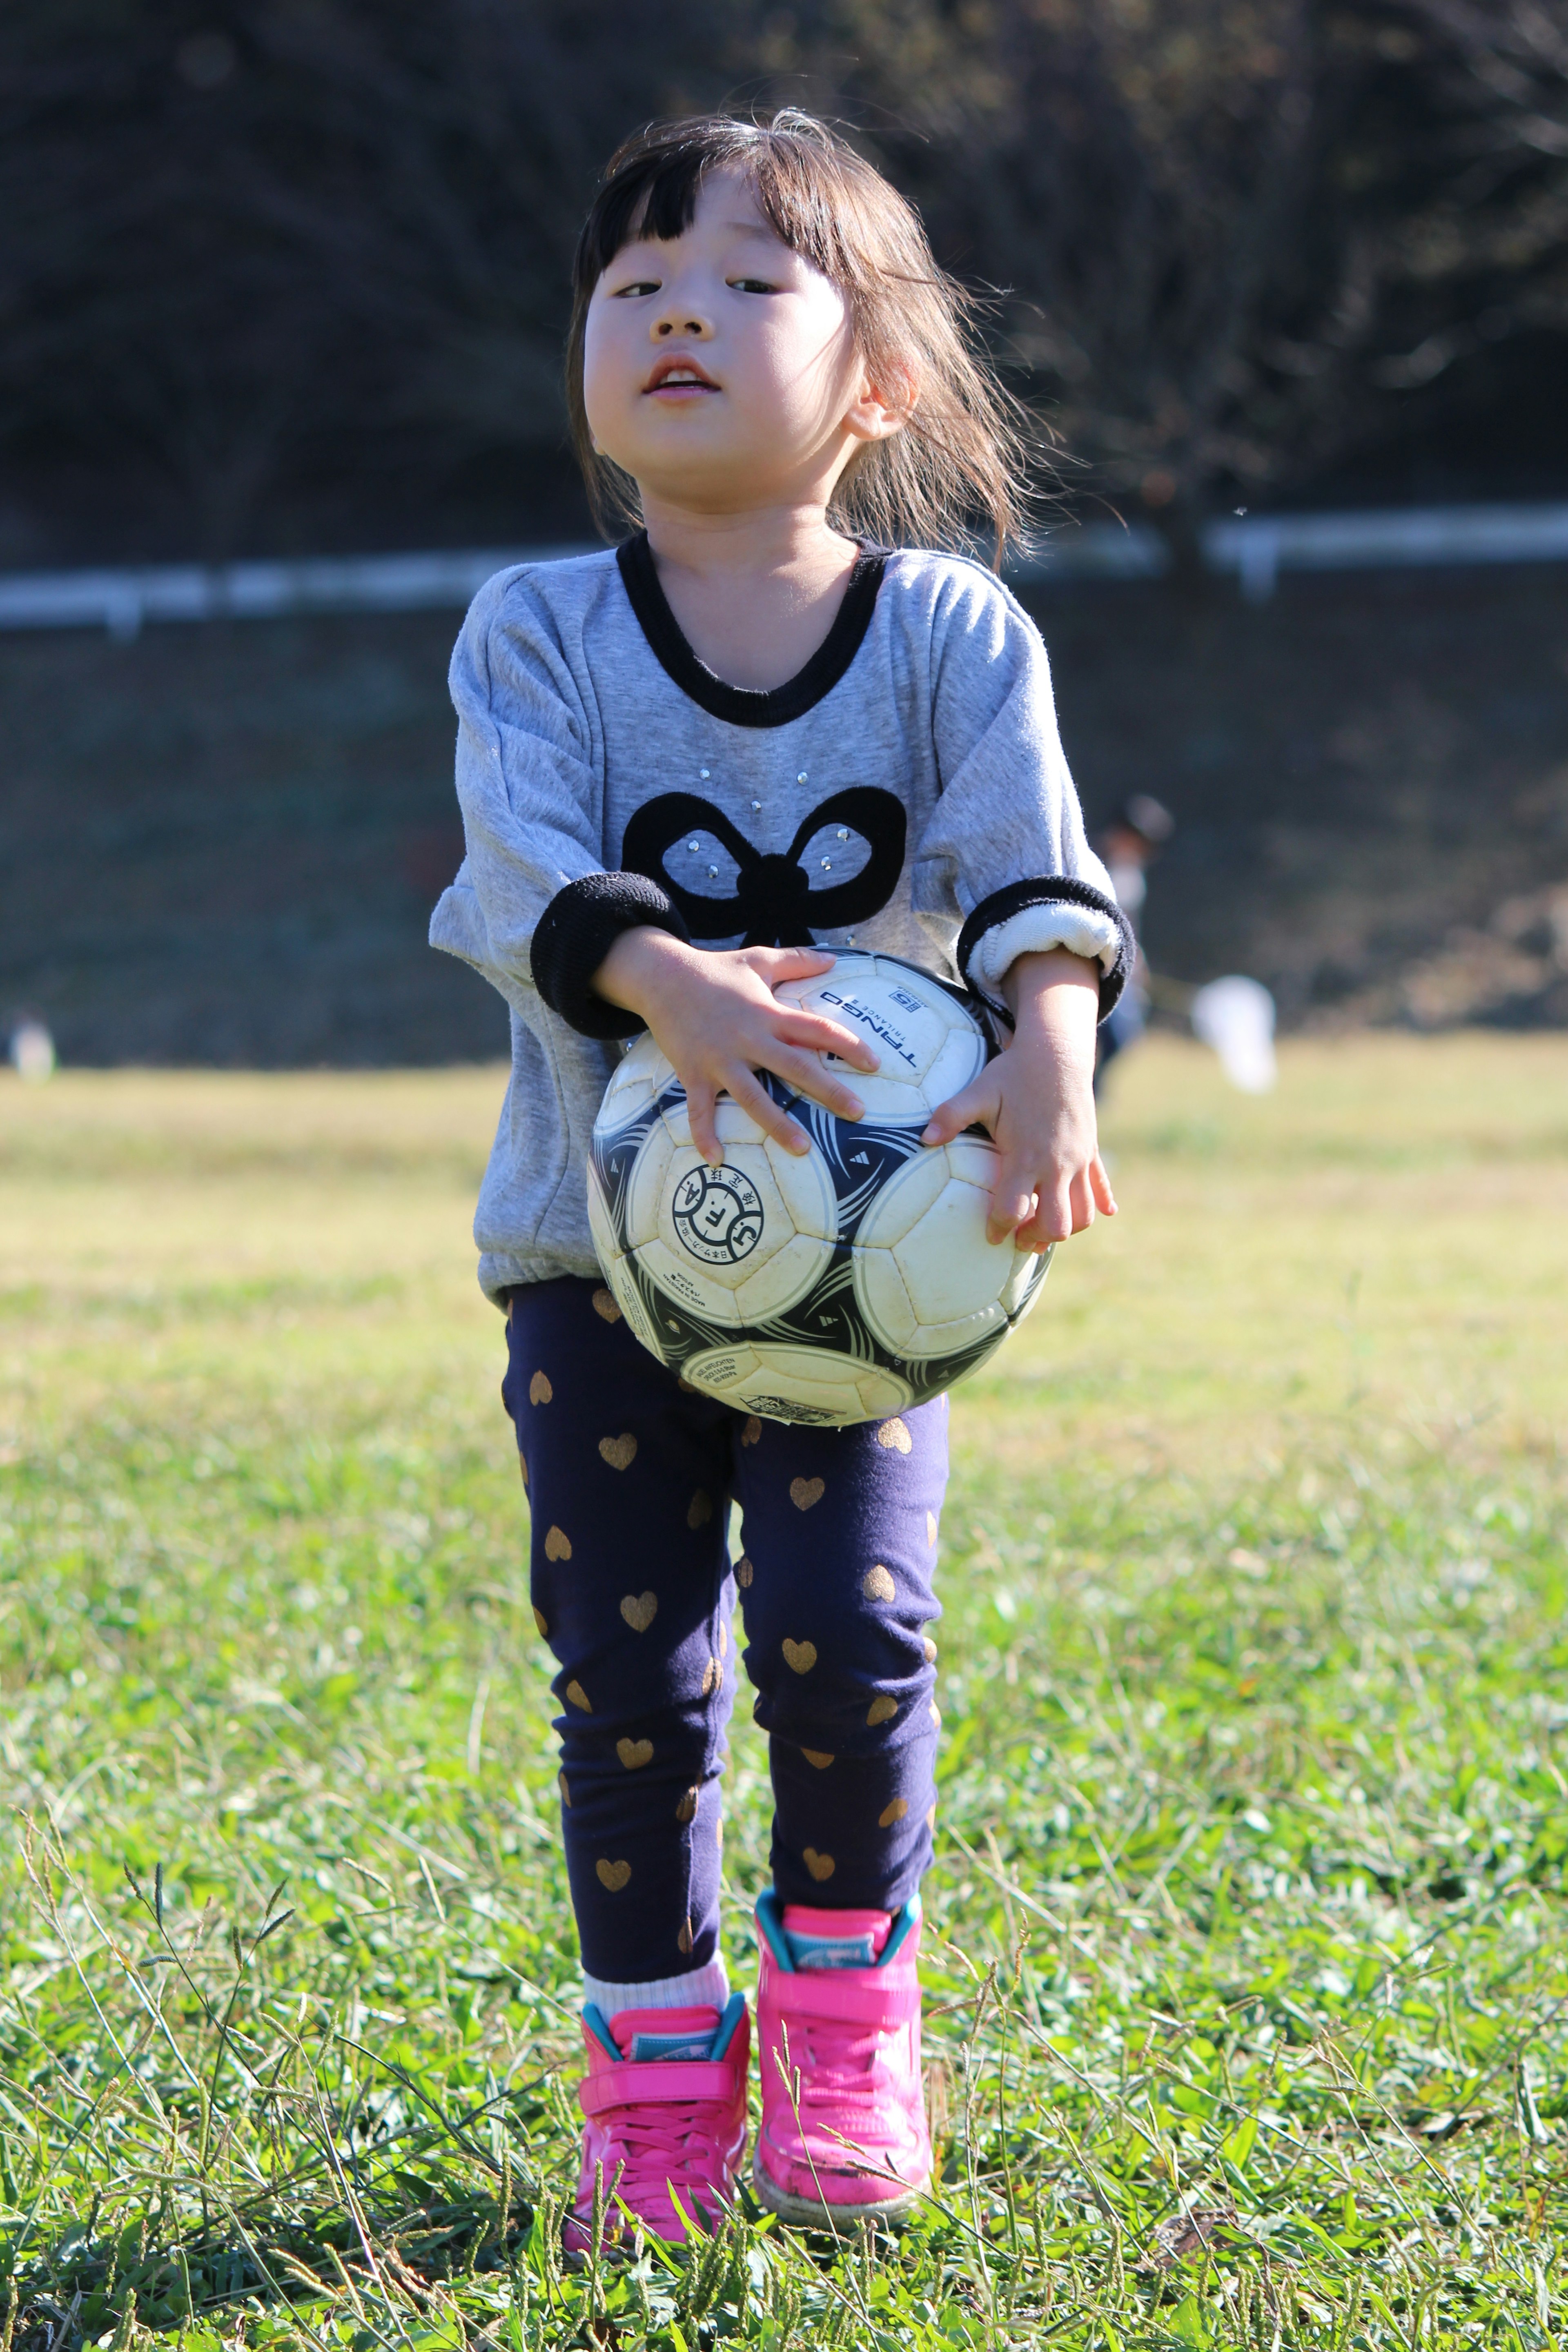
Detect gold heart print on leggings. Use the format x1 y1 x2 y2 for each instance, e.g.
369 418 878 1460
595 1859 631 1891
619 1590 657 1631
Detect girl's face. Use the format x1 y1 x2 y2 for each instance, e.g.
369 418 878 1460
582 165 898 518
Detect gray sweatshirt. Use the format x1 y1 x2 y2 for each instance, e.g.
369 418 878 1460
430 535 1132 1303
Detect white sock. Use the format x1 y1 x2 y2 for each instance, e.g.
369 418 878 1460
582 1958 730 2016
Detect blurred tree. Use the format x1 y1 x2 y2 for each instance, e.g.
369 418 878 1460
0 0 737 552
0 0 1563 557
796 0 1568 554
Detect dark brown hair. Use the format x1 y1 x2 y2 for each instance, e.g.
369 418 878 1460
565 110 1038 564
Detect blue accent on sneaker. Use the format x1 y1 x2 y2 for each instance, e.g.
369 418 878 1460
755 1888 794 1972
582 2002 622 2061
879 1896 921 1968
708 1990 748 2060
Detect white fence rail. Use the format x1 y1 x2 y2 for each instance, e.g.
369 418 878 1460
2 503 1567 635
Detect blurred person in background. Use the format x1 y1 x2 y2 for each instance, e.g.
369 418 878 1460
1094 793 1174 1094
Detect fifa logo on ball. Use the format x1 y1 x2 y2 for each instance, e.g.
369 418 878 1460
674 1165 766 1265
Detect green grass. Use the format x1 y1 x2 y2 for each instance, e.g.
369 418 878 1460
2 1038 1566 2350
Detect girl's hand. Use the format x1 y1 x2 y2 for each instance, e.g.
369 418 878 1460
918 947 1116 1249
592 929 880 1164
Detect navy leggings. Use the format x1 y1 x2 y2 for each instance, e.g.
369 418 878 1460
503 1276 947 1985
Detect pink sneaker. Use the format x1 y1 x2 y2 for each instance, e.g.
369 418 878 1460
754 1892 932 2224
569 1995 749 2250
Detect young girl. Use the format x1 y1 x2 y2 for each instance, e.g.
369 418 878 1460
432 110 1131 2244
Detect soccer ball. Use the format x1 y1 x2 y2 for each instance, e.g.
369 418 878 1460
587 951 1053 1425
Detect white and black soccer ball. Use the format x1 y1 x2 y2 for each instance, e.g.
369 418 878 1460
587 951 1053 1425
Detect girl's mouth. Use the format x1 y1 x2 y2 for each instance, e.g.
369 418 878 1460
644 358 719 397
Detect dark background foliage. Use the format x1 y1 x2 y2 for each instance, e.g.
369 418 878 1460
2 0 1566 567
2 1 1566 1063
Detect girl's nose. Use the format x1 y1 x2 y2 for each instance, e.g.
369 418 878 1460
656 316 709 338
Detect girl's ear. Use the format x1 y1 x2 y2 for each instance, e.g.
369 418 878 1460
844 365 915 445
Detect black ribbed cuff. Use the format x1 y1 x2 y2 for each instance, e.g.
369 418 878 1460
956 878 1135 1023
530 872 692 1040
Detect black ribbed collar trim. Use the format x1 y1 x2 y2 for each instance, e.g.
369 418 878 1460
615 530 889 729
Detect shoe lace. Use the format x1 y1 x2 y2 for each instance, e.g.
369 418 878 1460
791 2012 891 2125
606 2097 729 2202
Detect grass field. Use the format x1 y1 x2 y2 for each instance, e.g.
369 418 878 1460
2 1034 1566 2350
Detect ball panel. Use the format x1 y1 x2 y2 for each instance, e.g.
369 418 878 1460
615 1265 670 1361
1002 1244 1053 1322
774 952 985 1123
588 1172 669 1363
634 1235 747 1327
642 1141 831 1323
586 1161 622 1278
761 1133 839 1243
625 1118 677 1253
849 1134 1023 1360
736 1231 838 1321
924 1023 988 1111
851 1244 920 1356
890 1174 1007 1327
683 1341 913 1425
848 1145 950 1249
597 1038 671 1132
900 1298 1009 1358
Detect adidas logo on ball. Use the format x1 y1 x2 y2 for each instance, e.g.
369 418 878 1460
587 950 1053 1426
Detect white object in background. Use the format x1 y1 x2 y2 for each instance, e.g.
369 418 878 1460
9 1020 56 1082
1190 977 1276 1093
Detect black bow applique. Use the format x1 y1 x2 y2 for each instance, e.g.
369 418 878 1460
620 787 907 949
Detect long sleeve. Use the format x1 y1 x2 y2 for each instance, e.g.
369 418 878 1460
909 566 1134 1020
429 568 689 1040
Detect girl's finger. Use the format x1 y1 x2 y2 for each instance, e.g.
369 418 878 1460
726 1069 812 1154
759 1046 865 1123
686 1081 722 1166
919 1079 995 1147
986 1193 1037 1247
1090 1156 1118 1216
769 1012 881 1072
1031 1178 1074 1245
1013 1205 1053 1254
984 1151 1036 1245
1069 1167 1095 1234
747 945 836 983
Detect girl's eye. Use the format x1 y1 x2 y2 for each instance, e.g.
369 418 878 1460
728 278 778 295
612 280 661 298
